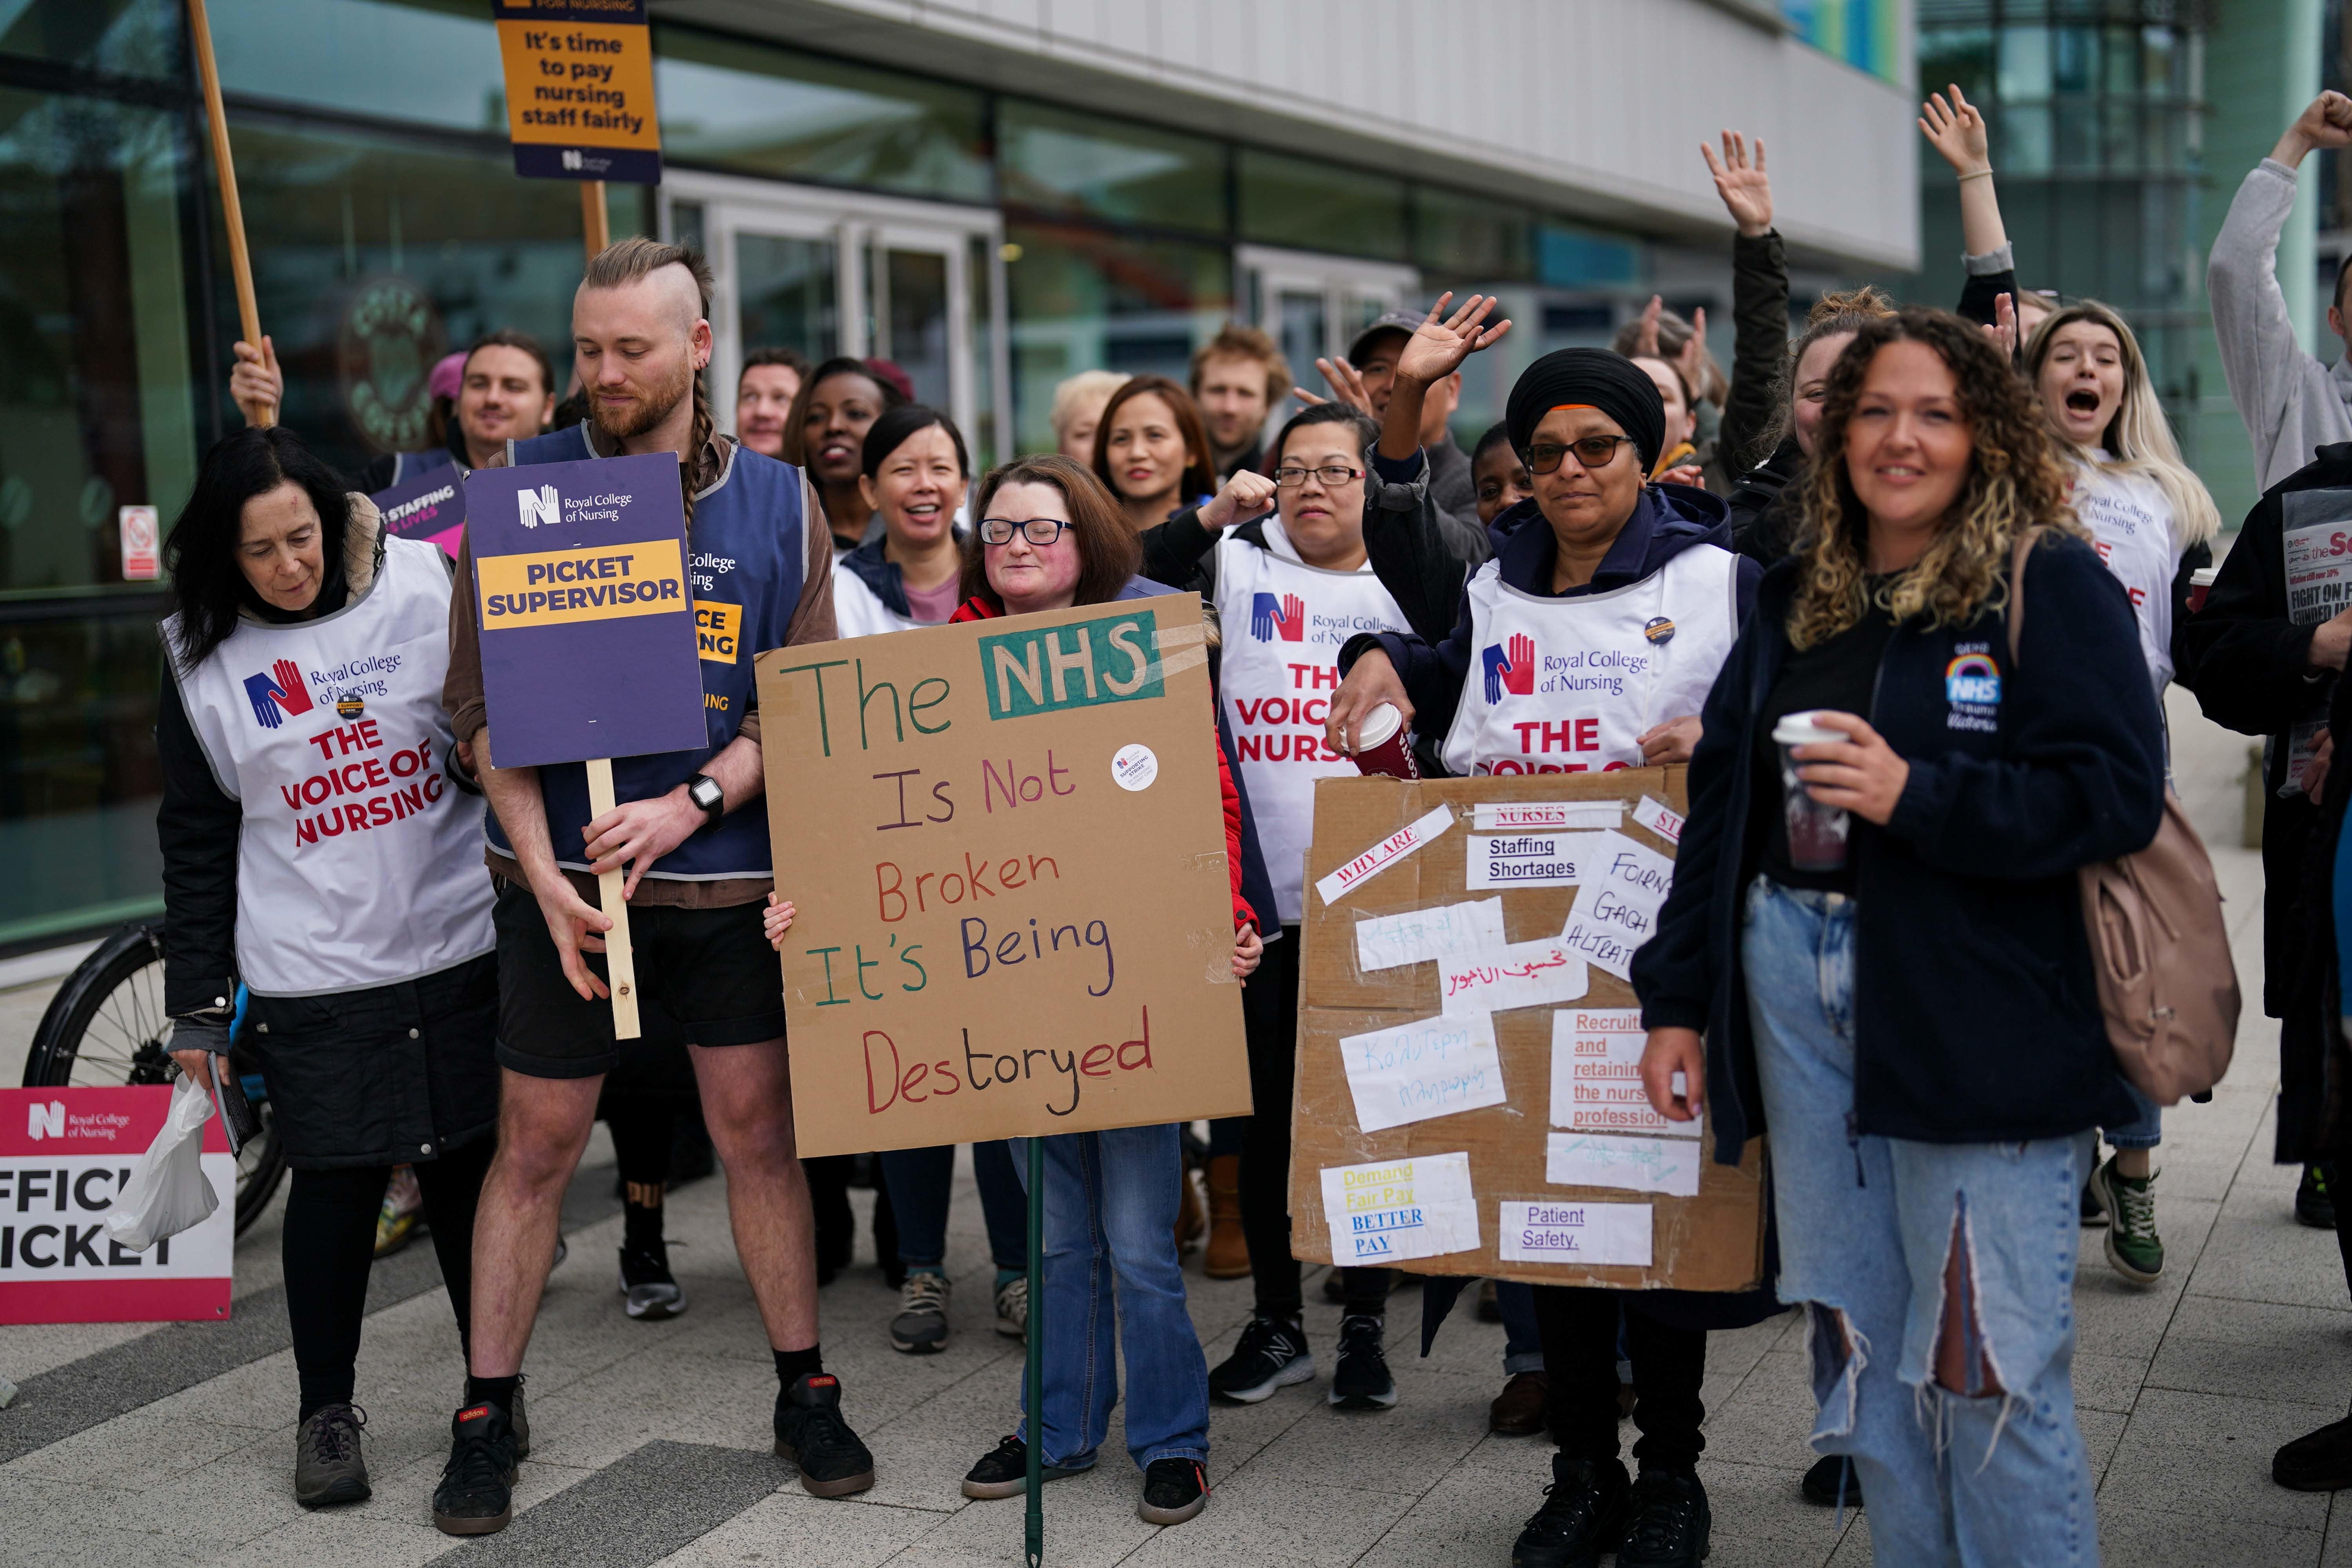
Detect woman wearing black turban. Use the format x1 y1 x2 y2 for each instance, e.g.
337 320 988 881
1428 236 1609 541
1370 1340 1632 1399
1323 346 1765 1567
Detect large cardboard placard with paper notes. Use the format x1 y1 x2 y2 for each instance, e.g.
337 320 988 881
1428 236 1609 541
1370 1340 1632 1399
757 595 1251 1157
1290 770 1764 1292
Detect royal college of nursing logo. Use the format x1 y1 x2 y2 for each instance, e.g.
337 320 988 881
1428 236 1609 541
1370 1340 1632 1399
517 483 561 530
1249 591 1305 643
1480 633 1537 704
243 658 316 730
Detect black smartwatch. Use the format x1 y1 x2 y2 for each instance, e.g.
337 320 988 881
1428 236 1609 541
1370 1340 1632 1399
686 772 725 823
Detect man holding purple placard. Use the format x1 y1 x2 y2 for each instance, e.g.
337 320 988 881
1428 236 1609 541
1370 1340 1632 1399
433 239 852 1536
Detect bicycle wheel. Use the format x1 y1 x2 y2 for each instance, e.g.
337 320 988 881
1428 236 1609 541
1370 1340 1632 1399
24 924 288 1235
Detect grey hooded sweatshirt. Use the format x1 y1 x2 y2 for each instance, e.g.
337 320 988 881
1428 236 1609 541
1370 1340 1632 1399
2208 158 2352 492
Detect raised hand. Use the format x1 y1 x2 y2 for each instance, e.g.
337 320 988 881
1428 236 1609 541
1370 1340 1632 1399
2278 91 2352 166
1700 131 1772 238
229 335 282 429
1632 295 1665 359
1301 356 1374 414
1676 306 1710 397
1394 291 1512 388
1199 466 1277 532
1919 85 1991 177
1982 290 2019 359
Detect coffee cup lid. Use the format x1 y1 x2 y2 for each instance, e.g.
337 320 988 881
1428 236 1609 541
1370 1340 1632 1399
1770 710 1847 746
1356 701 1403 748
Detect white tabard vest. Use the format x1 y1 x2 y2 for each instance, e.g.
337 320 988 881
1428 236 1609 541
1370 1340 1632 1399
1213 525 1411 923
2070 454 2178 698
1440 544 1740 776
166 536 495 996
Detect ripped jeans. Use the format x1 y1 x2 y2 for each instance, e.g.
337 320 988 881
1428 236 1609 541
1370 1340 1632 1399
1742 878 2099 1568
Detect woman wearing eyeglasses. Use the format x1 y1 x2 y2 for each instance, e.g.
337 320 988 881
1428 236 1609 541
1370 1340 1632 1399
1194 298 1504 1416
940 454 1262 1528
1323 347 1763 1565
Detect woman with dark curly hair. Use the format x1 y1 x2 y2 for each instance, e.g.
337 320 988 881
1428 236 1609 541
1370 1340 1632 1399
1632 308 2165 1563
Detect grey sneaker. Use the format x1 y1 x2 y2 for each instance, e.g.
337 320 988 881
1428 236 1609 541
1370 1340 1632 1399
294 1403 370 1508
890 1270 951 1354
993 1274 1028 1339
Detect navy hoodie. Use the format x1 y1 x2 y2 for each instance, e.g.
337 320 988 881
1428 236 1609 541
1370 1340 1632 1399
1635 540 2163 1161
1339 481 1761 746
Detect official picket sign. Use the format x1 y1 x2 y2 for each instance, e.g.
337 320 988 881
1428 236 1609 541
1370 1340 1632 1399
0 1087 233 1325
494 0 661 184
465 453 706 769
372 466 467 561
756 596 1252 1156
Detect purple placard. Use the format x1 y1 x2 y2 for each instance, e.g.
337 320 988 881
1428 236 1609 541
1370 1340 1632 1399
465 453 706 769
370 468 467 560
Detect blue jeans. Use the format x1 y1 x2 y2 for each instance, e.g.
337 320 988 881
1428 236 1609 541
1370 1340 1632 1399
877 1142 1026 1272
2102 1084 2161 1152
1742 878 2100 1568
1495 1280 1544 1375
1010 1125 1208 1472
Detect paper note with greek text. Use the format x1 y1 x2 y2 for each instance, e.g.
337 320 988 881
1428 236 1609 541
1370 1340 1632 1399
1339 1012 1506 1133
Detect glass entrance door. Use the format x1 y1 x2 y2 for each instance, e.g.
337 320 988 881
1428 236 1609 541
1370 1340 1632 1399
1238 245 1419 381
665 173 1009 465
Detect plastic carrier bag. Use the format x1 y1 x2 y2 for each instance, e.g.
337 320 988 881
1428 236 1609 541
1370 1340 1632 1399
103 1075 220 1252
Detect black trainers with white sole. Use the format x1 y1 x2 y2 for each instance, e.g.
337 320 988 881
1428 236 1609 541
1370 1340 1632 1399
619 1240 685 1321
1207 1315 1314 1404
1328 1313 1398 1410
960 1434 1086 1499
1138 1457 1209 1525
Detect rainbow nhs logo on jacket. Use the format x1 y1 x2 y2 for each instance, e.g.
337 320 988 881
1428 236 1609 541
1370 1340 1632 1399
1944 648 2002 733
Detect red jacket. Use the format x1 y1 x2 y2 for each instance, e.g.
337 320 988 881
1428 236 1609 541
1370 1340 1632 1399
951 593 1257 933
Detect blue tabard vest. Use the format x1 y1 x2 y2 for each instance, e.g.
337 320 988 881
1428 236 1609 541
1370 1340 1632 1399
390 447 460 484
485 424 808 879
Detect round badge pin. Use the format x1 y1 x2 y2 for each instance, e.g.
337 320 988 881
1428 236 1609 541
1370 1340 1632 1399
1643 616 1676 644
1111 742 1158 791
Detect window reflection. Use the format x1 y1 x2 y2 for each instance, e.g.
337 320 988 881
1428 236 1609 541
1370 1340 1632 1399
999 102 1224 235
1238 148 1407 262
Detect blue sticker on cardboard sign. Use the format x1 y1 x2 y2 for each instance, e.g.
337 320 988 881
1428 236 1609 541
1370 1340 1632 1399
370 468 467 560
465 453 706 769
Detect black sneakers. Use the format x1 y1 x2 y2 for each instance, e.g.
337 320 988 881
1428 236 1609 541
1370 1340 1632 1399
432 1401 517 1536
1512 1454 1632 1568
960 1434 1084 1499
1618 1468 1710 1568
1800 1453 1862 1507
1208 1315 1315 1404
1328 1313 1398 1410
2299 1163 2338 1230
293 1403 369 1509
619 1240 685 1321
1138 1457 1209 1525
2275 1412 2352 1490
774 1373 876 1497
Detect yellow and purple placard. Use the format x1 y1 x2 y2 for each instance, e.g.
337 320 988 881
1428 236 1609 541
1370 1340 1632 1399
492 0 661 185
465 453 706 769
371 467 466 560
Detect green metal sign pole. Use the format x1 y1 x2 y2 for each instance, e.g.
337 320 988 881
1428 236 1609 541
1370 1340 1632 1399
1025 1135 1045 1566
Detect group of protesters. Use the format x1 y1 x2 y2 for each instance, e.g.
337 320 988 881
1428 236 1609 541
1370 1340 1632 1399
147 82 2352 1564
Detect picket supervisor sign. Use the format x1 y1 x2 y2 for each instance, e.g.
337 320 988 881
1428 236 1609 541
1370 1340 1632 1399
466 452 707 1037
493 0 661 184
756 595 1252 1157
0 1087 234 1325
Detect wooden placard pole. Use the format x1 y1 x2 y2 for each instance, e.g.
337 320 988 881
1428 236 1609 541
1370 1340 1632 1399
582 180 611 261
584 759 642 1039
577 180 635 1038
186 0 273 426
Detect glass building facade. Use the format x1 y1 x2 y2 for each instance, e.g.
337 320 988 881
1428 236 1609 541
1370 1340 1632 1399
1911 1 2207 451
1 0 1873 949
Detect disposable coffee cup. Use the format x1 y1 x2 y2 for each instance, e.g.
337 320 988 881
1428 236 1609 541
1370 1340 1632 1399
1770 710 1851 872
1352 702 1420 779
2188 564 2218 613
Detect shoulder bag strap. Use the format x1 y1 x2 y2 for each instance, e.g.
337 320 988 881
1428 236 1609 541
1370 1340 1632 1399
2005 526 2045 669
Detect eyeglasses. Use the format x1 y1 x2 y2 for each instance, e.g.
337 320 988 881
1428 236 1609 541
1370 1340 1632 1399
1526 435 1636 474
1273 463 1363 488
979 517 1069 546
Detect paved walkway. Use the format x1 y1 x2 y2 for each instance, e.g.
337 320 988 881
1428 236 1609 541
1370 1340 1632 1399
2 687 2347 1566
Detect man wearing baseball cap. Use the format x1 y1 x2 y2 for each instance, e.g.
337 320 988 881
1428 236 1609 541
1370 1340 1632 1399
1304 310 1485 553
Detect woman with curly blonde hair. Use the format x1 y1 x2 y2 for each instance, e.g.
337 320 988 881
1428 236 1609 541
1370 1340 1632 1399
1633 307 2165 1564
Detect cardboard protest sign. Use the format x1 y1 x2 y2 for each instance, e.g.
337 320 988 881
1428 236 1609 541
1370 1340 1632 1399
372 467 467 560
1290 771 1765 1292
494 0 661 184
756 596 1251 1158
464 453 704 770
0 1087 233 1324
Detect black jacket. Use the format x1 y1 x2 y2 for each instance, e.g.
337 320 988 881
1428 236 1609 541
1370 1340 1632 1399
2180 442 2352 1015
1343 484 1761 761
1634 538 2164 1161
1725 436 1804 569
2278 668 2352 1162
1716 230 1792 485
